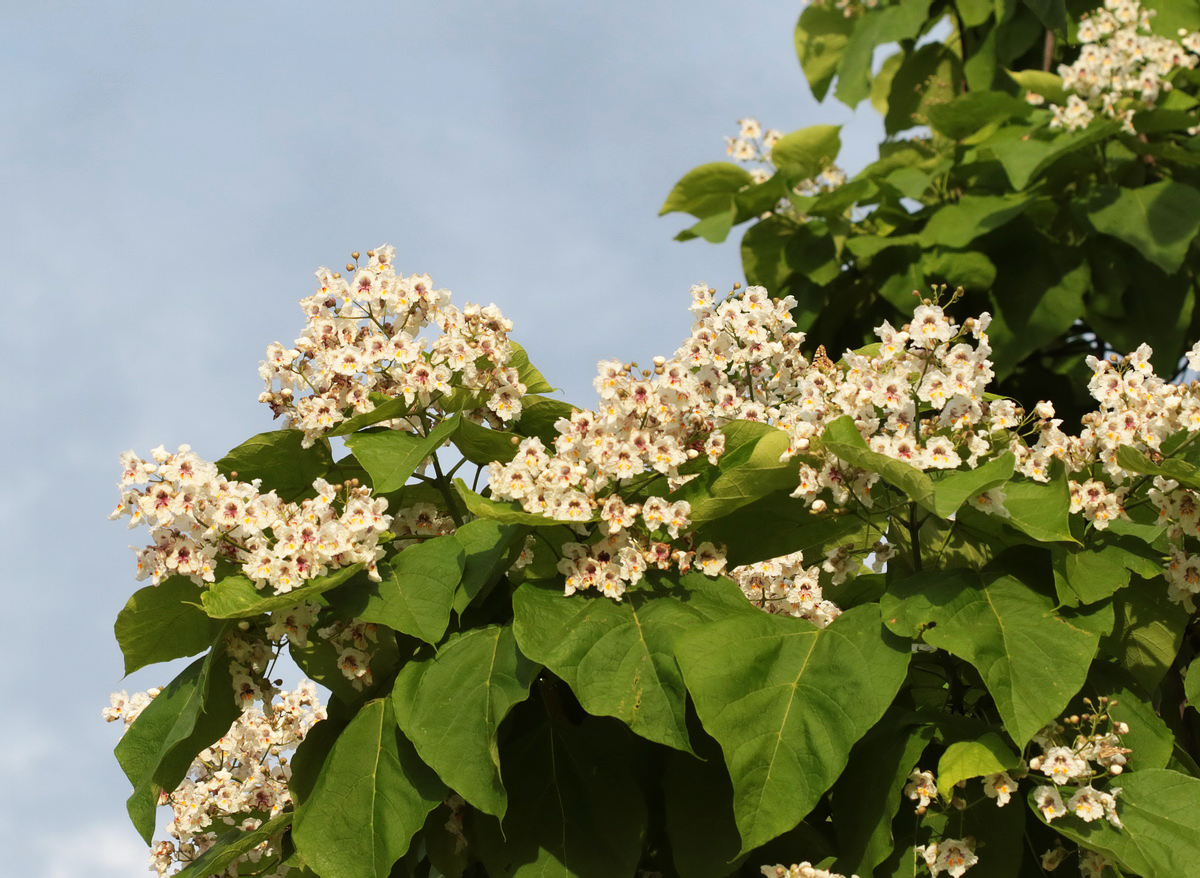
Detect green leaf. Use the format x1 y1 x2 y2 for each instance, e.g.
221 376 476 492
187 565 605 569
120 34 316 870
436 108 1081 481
452 518 527 614
454 478 570 526
834 0 935 108
472 717 648 878
1051 532 1161 606
668 423 799 525
794 3 855 101
1099 582 1190 692
452 416 519 466
831 715 935 877
508 341 554 395
920 249 997 291
201 564 364 620
115 577 224 675
984 119 1119 191
174 812 293 878
1031 769 1200 877
882 569 1100 746
675 603 910 854
292 698 445 878
695 490 872 567
659 163 753 218
936 733 1021 798
1002 466 1077 544
1083 181 1200 275
1005 69 1069 105
328 396 415 437
1021 0 1066 31
771 125 842 179
344 415 461 493
662 729 748 878
1088 662 1175 771
216 430 334 501
820 415 937 513
1117 443 1200 489
333 538 465 645
392 624 538 819
918 194 1032 249
114 643 238 842
513 574 756 753
512 394 576 446
929 453 1016 518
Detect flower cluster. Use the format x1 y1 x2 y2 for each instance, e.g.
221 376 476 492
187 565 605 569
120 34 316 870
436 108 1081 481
104 681 326 877
110 445 392 595
1042 0 1200 132
729 550 842 626
914 838 979 878
1029 701 1130 827
725 117 846 191
761 864 858 878
257 245 526 446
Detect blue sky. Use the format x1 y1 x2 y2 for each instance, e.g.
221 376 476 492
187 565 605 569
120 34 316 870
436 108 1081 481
0 2 882 873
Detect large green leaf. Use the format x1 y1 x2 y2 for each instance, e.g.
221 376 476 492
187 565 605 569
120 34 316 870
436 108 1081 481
770 125 842 179
1021 0 1066 30
115 576 223 675
174 812 293 878
472 717 648 878
927 91 1030 140
1051 533 1161 606
392 624 537 819
928 453 1016 518
663 729 748 878
882 569 1100 746
344 414 460 494
831 714 935 877
1083 181 1200 275
1087 662 1176 772
452 518 527 614
216 430 333 501
292 698 445 878
512 574 757 753
671 423 799 524
114 642 238 842
333 538 465 645
675 603 910 853
1117 444 1200 490
918 194 1032 249
1099 582 1190 692
327 395 415 437
659 162 753 218
1031 769 1200 877
201 564 364 620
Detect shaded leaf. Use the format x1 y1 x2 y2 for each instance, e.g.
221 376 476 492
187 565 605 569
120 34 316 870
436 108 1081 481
936 732 1021 798
771 125 842 179
1099 582 1190 691
454 479 571 526
472 717 647 878
918 194 1032 249
452 518 527 614
1083 181 1200 275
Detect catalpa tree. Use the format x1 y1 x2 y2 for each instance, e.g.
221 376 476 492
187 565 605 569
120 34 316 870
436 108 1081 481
106 1 1200 877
